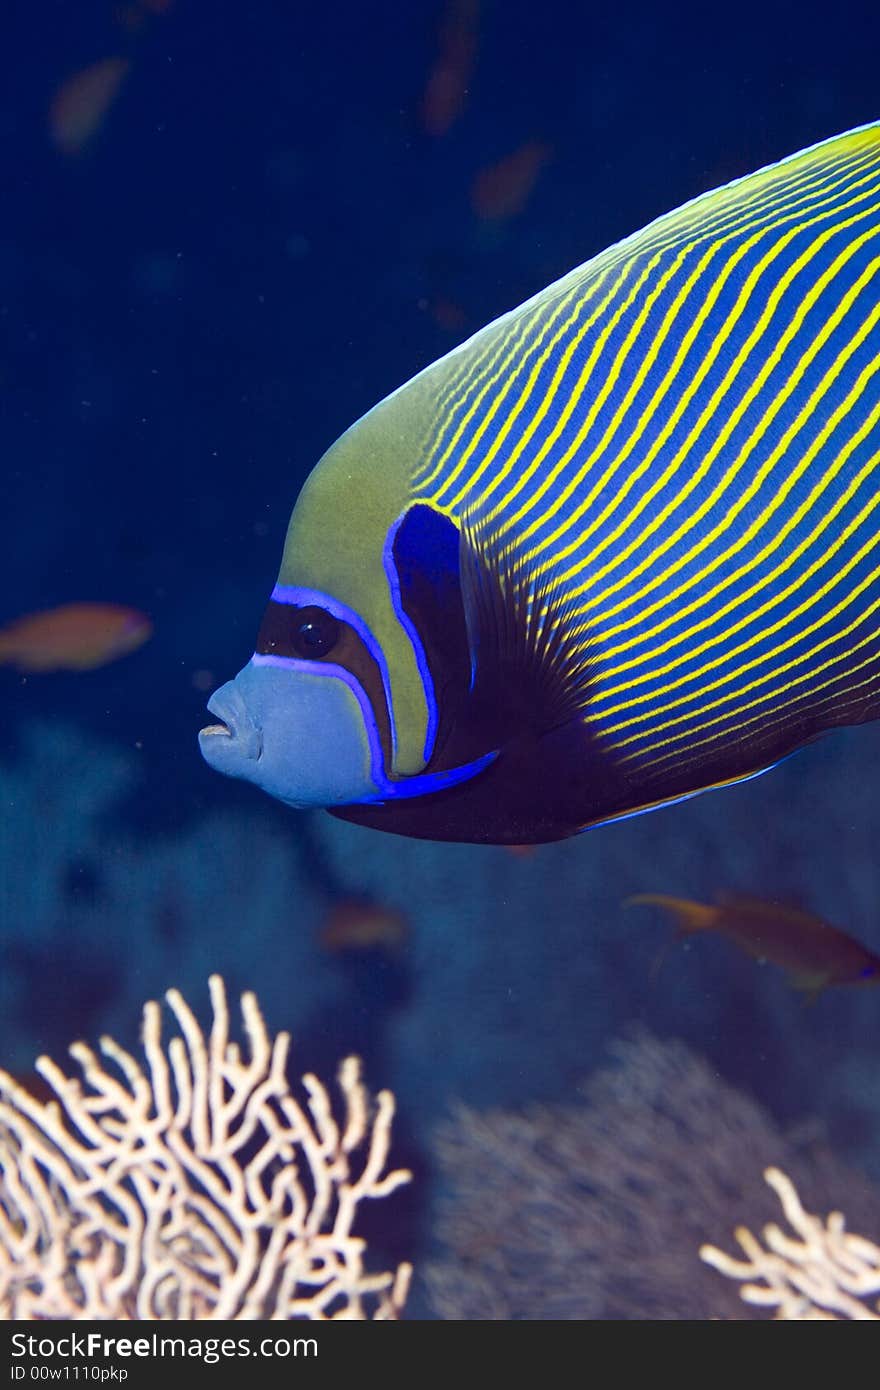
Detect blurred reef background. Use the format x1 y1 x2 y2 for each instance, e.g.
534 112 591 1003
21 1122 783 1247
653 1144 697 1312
2 0 879 1318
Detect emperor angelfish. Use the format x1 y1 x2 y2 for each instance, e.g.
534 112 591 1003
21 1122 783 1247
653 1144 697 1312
200 122 880 844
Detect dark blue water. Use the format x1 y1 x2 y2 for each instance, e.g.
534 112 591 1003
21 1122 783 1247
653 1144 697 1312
2 0 879 1319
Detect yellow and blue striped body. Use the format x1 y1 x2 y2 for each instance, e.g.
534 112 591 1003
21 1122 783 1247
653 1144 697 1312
201 123 880 843
406 122 880 810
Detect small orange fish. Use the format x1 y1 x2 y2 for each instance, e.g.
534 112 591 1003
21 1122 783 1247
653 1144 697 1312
49 57 131 156
430 296 468 333
116 0 174 35
471 140 552 222
0 602 152 673
626 892 880 999
319 896 409 954
420 0 480 138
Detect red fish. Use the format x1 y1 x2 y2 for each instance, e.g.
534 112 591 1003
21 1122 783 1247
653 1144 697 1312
626 892 880 999
471 140 552 222
0 603 152 673
115 1 175 37
420 0 480 137
49 58 131 156
429 296 468 333
319 896 409 953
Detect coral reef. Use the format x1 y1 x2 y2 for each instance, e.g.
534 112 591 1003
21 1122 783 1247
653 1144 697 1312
0 975 411 1319
424 1031 880 1319
2 717 880 1318
701 1167 880 1319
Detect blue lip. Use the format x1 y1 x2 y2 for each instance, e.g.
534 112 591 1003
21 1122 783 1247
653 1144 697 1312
199 681 262 763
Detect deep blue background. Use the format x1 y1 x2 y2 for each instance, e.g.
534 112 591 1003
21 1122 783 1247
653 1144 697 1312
2 0 880 1318
5 0 879 796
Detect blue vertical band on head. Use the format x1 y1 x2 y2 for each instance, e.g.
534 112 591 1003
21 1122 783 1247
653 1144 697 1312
383 515 439 764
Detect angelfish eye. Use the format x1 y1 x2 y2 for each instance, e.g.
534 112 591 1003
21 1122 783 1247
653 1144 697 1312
291 605 340 659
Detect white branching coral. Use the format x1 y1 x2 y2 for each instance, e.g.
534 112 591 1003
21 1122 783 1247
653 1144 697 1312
700 1166 880 1320
0 975 412 1320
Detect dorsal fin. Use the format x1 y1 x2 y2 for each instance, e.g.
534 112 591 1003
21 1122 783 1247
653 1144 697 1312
459 505 598 737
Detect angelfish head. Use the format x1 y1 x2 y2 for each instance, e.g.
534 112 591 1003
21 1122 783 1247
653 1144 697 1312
198 583 493 811
199 588 392 808
199 386 499 824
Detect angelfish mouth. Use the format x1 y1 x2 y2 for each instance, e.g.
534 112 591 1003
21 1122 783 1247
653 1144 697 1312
198 682 262 763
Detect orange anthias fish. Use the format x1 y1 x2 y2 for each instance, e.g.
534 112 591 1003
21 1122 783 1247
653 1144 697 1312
49 58 131 156
471 139 552 222
626 892 880 999
319 896 409 954
0 603 152 673
420 0 480 138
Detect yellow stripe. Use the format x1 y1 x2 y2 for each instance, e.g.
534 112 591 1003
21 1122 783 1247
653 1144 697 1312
425 311 538 468
505 155 880 558
619 128 878 251
447 246 689 515
418 261 624 497
419 137 871 508
568 237 880 640
590 276 880 678
428 259 637 504
457 147 875 530
636 634 880 776
599 405 880 698
540 173 880 597
417 312 539 488
600 400 880 683
580 297 880 648
594 496 880 746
